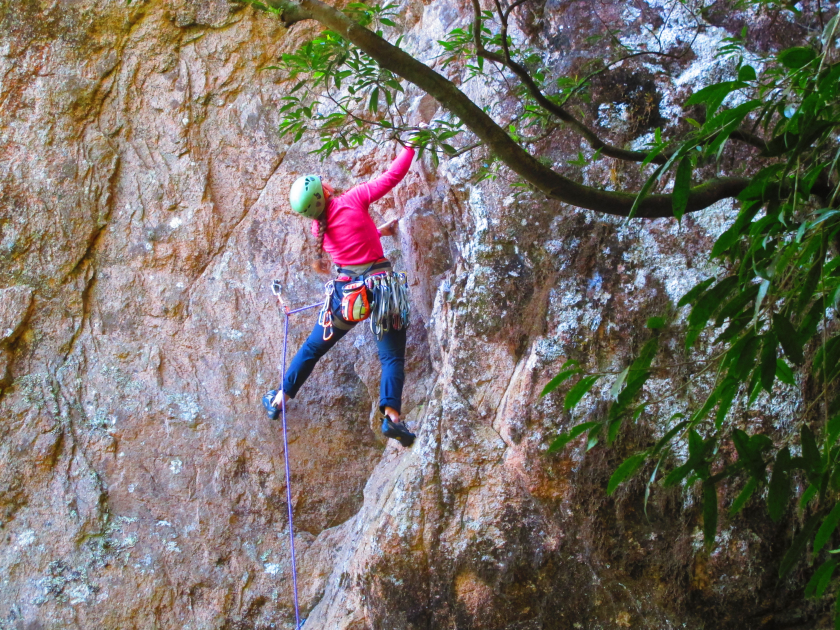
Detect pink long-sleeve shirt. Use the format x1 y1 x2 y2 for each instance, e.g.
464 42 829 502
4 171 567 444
312 146 415 266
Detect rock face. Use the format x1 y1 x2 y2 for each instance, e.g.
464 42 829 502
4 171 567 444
0 1 821 629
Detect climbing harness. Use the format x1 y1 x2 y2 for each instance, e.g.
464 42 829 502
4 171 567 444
269 279 322 630
318 261 411 341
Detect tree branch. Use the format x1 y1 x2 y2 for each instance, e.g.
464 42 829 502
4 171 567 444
273 0 749 218
265 0 313 25
469 0 665 163
471 0 768 159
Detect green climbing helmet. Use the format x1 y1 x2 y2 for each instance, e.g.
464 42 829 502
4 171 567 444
289 175 326 219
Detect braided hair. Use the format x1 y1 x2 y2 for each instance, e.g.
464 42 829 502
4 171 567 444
315 214 327 251
311 204 330 274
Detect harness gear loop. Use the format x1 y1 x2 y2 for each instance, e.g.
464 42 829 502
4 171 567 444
317 260 411 342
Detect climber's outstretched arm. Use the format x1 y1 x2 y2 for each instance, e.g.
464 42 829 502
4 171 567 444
376 219 398 237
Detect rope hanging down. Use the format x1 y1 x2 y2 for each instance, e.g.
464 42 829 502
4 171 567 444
271 280 322 630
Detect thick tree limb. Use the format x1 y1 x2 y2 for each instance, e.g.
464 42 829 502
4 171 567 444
272 0 749 218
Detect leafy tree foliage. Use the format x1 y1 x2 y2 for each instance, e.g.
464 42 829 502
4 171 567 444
238 0 840 622
541 11 840 623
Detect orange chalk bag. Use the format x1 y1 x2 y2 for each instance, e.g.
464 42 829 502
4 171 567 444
339 281 372 322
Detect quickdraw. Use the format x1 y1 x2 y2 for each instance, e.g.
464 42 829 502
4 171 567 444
368 270 410 341
317 280 335 341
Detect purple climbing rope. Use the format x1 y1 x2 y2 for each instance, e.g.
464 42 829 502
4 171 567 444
273 282 322 630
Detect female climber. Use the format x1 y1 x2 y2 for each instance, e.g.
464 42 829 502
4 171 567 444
262 140 417 448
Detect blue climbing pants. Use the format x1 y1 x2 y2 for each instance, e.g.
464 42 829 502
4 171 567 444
281 283 406 414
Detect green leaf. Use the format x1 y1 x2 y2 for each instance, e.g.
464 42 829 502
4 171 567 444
738 64 756 82
692 390 721 425
607 452 648 495
749 433 773 454
607 338 658 429
609 367 630 400
776 359 796 386
686 276 739 348
816 503 840 554
778 46 817 69
799 299 826 342
805 559 837 599
703 480 719 548
644 456 663 519
732 429 751 460
568 151 588 166
688 429 705 458
541 366 581 396
753 278 770 322
715 284 760 326
734 430 771 479
564 375 599 410
747 373 763 409
685 80 739 115
773 313 805 365
815 337 840 385
739 165 786 201
547 421 601 453
672 156 692 221
731 334 760 381
368 87 379 112
586 424 601 451
779 513 821 578
836 588 840 630
812 208 840 228
646 316 666 329
800 484 819 510
677 277 715 308
801 425 822 475
663 462 694 487
822 14 839 46
384 78 403 92
628 164 666 219
730 477 758 516
829 414 840 446
715 377 739 429
768 447 791 522
711 223 742 258
652 419 689 456
796 258 824 315
760 333 777 392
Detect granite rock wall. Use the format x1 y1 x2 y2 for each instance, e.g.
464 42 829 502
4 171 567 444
0 1 820 628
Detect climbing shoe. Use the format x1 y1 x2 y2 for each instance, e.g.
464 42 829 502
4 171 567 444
262 390 280 421
381 416 416 448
